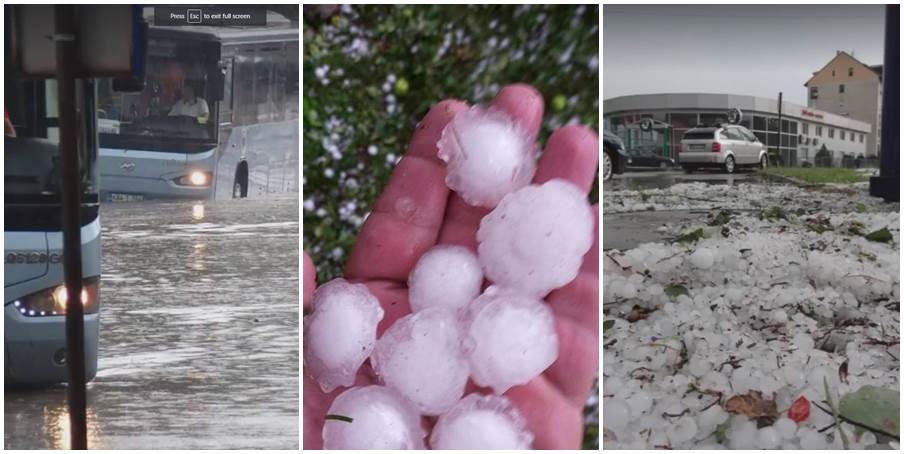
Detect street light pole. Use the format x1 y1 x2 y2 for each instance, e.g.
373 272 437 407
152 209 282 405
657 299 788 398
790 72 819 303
870 3 899 202
54 5 89 449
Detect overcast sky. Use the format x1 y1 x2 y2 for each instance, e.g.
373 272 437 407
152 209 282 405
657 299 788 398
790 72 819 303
603 5 886 104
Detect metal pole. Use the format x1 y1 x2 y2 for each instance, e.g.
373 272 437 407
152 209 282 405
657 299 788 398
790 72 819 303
870 4 899 202
54 5 88 449
777 92 783 166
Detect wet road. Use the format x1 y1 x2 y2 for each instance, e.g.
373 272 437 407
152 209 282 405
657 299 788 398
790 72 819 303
5 195 299 449
606 169 756 191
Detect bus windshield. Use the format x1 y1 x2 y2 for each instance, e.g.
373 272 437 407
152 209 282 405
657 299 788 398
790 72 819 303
97 37 219 152
5 79 99 205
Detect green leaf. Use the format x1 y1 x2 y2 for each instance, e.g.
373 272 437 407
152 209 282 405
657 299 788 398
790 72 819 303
855 203 867 213
864 227 893 243
714 419 731 444
664 285 689 298
603 319 615 333
325 414 354 423
839 386 899 438
673 228 704 244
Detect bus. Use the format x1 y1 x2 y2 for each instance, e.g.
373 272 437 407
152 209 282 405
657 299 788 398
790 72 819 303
5 77 102 384
97 8 299 201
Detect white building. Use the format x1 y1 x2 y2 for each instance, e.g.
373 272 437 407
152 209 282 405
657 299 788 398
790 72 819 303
603 93 872 167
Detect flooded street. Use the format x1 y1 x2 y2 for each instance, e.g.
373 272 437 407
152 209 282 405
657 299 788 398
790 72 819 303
5 195 299 449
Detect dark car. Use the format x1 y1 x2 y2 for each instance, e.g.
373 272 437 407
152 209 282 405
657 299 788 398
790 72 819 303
603 130 629 181
626 143 675 169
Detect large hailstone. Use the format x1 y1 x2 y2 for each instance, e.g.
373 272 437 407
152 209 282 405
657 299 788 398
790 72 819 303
408 245 483 313
371 307 469 414
464 287 558 394
322 385 425 450
430 393 533 449
436 106 536 207
303 278 384 393
477 179 594 297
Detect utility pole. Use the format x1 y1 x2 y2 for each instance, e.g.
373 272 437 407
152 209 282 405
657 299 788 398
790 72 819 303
777 92 783 166
54 4 89 449
870 4 899 202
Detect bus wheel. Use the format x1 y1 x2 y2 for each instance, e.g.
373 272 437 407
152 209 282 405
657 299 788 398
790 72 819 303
233 162 249 198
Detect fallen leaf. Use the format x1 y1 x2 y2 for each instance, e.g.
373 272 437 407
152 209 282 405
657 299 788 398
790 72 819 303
839 386 899 438
839 360 849 384
864 227 893 243
723 390 778 421
664 285 689 298
788 395 810 423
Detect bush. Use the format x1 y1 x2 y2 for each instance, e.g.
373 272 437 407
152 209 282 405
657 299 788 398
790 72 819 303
303 5 599 449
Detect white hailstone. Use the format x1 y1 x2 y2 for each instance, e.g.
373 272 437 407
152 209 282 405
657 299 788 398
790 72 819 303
371 308 469 415
429 394 533 449
407 245 483 313
667 417 697 445
793 333 815 353
773 309 789 323
689 248 714 269
322 385 425 450
798 428 827 450
756 426 781 449
626 393 653 417
367 144 379 156
436 106 536 207
604 398 631 431
773 417 797 439
464 287 558 394
304 279 383 393
477 179 594 297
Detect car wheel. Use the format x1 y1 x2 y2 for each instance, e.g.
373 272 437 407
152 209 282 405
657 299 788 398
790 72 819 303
723 156 735 174
682 166 694 174
603 150 613 181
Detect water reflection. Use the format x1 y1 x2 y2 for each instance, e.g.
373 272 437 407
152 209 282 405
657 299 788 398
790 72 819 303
192 204 205 221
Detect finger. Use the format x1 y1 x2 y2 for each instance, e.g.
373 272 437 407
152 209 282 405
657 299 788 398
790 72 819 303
345 100 468 281
533 124 599 192
543 204 599 404
303 251 316 309
437 84 544 250
506 378 584 449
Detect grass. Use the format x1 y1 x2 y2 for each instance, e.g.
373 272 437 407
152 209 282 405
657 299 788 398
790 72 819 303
761 167 869 184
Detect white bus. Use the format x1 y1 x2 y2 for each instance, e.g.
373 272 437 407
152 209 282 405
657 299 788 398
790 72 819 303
5 78 102 384
97 8 299 201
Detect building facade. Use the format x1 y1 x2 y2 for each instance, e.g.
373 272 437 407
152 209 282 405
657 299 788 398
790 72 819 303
805 51 882 158
603 93 871 167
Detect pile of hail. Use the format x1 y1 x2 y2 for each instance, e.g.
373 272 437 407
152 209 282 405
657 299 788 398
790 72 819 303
304 106 594 449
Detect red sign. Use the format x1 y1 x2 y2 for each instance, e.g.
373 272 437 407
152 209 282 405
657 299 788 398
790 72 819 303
801 109 824 119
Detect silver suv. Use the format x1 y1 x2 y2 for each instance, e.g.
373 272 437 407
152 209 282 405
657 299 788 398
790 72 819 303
679 125 767 174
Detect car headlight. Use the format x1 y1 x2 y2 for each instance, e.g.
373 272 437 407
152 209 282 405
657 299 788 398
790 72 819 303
175 171 211 187
11 277 100 317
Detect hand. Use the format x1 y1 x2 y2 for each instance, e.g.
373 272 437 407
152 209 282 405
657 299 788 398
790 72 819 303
303 84 599 449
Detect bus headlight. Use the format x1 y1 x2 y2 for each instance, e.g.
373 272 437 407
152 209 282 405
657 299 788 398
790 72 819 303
12 278 100 317
176 171 211 187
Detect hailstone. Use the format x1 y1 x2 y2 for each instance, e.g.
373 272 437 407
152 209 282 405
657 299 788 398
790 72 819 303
304 278 384 393
407 245 483 313
429 393 533 449
436 106 536 207
477 179 593 297
463 287 558 394
322 385 425 450
371 308 470 415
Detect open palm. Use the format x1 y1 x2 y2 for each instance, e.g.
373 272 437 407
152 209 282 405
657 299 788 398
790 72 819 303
303 84 599 449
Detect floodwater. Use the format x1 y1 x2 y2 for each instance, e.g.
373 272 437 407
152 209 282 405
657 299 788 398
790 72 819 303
606 168 758 191
5 195 299 449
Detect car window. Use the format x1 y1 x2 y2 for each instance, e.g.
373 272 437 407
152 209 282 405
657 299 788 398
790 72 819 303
736 127 757 142
718 130 731 140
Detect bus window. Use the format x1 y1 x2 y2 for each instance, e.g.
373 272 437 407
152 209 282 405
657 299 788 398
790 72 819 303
97 37 219 153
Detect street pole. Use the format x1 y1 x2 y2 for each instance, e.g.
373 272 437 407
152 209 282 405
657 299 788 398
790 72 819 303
870 4 899 202
54 5 89 449
777 92 783 166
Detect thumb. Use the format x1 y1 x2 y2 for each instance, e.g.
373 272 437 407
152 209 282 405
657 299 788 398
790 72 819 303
303 251 317 309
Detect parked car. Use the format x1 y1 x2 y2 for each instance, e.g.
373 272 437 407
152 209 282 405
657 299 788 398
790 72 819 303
626 143 675 169
603 130 629 181
678 125 767 174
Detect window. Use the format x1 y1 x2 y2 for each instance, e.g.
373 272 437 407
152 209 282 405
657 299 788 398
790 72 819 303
848 67 854 76
828 128 835 139
753 116 767 131
802 123 809 135
816 126 823 136
840 130 845 140
851 132 855 142
839 84 845 94
832 69 836 77
809 86 818 100
788 121 798 135
860 134 864 143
